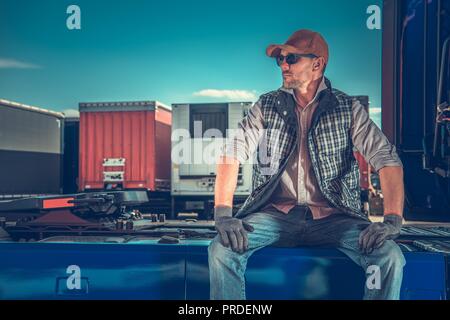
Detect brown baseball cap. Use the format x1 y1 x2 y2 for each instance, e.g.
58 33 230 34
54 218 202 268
266 29 329 65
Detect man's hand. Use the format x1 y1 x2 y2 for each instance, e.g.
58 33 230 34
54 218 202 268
359 214 403 254
214 206 254 253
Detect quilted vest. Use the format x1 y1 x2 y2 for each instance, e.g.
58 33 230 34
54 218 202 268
235 78 367 220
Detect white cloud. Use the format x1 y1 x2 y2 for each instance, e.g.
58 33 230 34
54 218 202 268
0 58 41 69
193 89 257 101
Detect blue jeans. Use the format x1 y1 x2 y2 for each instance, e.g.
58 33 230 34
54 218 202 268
208 207 406 300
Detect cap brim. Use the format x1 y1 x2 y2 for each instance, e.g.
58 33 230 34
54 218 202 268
266 44 306 57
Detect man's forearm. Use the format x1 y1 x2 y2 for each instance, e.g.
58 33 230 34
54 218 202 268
214 156 240 208
378 166 404 217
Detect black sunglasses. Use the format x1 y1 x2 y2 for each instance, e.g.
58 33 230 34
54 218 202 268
276 53 318 66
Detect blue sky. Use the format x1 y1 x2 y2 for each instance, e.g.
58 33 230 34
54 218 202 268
0 0 382 124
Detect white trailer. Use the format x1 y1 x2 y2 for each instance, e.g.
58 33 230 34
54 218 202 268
171 102 253 218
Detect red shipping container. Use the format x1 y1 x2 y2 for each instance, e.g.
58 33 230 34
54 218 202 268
78 101 172 191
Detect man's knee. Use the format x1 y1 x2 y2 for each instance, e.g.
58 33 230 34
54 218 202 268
208 237 225 257
208 237 235 261
208 236 247 274
374 240 406 269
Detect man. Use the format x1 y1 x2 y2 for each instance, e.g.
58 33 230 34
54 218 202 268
208 29 406 300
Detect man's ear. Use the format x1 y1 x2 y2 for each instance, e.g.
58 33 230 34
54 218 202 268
313 57 324 71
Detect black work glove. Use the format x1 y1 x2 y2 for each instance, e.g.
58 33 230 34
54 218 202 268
359 214 403 254
214 206 254 253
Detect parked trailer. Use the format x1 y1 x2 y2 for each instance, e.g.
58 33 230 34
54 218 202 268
0 99 64 199
383 0 450 219
62 113 79 194
171 102 253 218
78 101 172 192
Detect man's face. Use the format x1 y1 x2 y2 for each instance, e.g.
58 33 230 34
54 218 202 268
279 49 317 90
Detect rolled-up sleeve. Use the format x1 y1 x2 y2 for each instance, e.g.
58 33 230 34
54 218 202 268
351 99 403 172
221 100 265 164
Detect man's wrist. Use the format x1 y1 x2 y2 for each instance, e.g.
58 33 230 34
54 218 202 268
383 213 403 229
214 205 233 220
